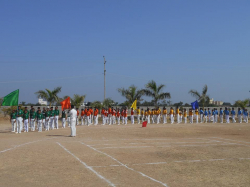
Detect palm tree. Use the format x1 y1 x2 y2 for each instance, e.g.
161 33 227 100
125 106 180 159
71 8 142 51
71 94 86 108
142 80 171 106
189 84 210 108
35 87 62 106
118 85 144 107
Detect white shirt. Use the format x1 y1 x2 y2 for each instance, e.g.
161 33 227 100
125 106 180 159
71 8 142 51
69 109 77 121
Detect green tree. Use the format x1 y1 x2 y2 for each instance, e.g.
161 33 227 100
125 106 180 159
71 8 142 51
35 87 62 106
103 98 115 108
71 94 86 108
233 99 249 108
118 85 144 107
90 101 103 109
142 80 171 106
189 84 210 108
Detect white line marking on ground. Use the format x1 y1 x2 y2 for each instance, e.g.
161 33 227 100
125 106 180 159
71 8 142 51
89 157 250 168
56 142 116 187
81 138 208 142
210 137 250 144
80 142 169 187
88 141 216 147
96 143 236 149
0 137 57 154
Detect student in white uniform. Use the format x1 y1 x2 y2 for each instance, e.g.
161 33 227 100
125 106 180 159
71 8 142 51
69 105 77 137
10 109 17 132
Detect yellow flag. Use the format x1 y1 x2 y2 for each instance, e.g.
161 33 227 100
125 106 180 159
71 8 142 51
131 99 137 110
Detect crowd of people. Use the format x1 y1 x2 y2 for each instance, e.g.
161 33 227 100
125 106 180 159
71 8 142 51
9 105 249 134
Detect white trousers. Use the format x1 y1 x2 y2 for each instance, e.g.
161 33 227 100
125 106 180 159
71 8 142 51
112 116 116 124
124 117 128 125
225 115 230 123
177 114 180 123
131 115 134 124
70 120 76 137
50 117 54 129
67 117 71 127
232 115 236 123
117 116 120 125
170 114 174 124
200 114 203 123
196 115 199 123
157 115 160 124
24 119 29 132
54 116 59 129
189 115 193 124
163 114 167 124
94 116 98 125
16 117 23 133
238 115 242 123
220 115 223 123
11 119 16 132
81 116 85 125
147 116 150 124
214 115 218 123
184 117 187 124
204 116 208 123
76 117 79 125
31 119 36 131
38 120 42 132
45 117 50 130
42 119 46 128
151 115 155 124
137 115 140 124
62 118 66 128
141 115 145 122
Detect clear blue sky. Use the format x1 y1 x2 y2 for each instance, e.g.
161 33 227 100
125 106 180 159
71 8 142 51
1 0 250 104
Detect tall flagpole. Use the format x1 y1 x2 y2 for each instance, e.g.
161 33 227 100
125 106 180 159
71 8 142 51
103 56 106 101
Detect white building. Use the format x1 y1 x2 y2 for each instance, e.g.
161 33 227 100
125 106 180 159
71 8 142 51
38 98 48 105
209 98 223 106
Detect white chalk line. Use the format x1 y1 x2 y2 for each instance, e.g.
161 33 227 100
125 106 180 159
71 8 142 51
79 138 210 142
210 137 250 144
56 142 116 187
80 142 169 187
88 141 217 147
89 158 250 168
208 137 250 148
0 137 57 154
96 143 237 150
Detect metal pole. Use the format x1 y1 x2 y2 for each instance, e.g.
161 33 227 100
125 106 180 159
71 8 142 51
103 56 106 101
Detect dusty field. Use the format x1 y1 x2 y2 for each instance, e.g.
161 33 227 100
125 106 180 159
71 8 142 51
0 120 250 187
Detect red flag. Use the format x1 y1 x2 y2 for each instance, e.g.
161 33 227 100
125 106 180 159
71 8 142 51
60 97 71 110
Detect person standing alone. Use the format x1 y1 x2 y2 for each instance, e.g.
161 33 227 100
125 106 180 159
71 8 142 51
68 105 77 137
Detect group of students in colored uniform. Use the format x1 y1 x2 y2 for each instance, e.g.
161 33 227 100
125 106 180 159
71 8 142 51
10 105 249 134
166 107 249 124
74 107 99 126
10 106 64 133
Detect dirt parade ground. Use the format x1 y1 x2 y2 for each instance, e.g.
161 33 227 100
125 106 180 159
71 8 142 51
0 121 250 187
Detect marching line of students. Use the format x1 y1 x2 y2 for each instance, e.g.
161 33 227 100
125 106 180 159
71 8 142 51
9 105 249 134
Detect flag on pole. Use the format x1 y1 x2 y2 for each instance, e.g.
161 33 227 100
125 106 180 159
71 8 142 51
131 99 137 110
60 97 71 110
1 89 19 106
191 100 199 110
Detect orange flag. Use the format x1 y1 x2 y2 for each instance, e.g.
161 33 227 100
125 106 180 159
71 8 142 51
60 97 71 110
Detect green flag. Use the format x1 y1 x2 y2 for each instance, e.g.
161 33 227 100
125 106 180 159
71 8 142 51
2 89 19 106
